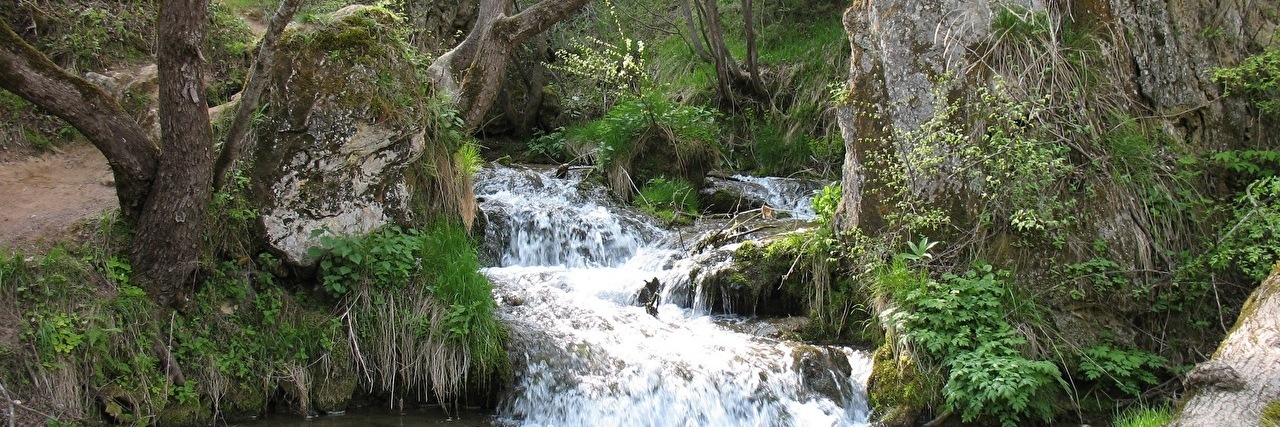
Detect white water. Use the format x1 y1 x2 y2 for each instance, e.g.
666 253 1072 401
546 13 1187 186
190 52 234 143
477 166 871 427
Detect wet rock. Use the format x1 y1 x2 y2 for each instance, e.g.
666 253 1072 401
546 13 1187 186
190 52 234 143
793 346 855 403
700 186 764 215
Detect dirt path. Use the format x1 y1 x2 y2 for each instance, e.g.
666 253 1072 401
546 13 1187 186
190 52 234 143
0 144 117 248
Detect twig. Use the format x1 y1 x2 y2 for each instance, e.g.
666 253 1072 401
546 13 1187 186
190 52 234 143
0 380 14 427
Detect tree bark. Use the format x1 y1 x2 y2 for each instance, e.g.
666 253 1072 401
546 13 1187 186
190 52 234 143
0 21 158 222
431 0 591 130
680 0 714 62
1170 266 1280 427
212 0 302 191
130 0 214 306
741 0 766 95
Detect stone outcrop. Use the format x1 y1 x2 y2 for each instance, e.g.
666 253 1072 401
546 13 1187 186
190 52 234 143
1171 265 1280 426
835 0 1279 424
250 6 468 267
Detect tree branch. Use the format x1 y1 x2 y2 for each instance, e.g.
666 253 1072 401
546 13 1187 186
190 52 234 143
0 20 158 221
440 0 592 130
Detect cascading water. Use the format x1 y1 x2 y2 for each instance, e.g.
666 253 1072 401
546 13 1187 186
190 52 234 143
476 165 872 427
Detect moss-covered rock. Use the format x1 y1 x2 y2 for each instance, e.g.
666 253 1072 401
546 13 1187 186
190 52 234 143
156 398 211 427
310 334 358 414
691 238 808 316
866 342 929 427
792 345 855 403
1262 401 1280 427
218 380 269 422
250 5 469 267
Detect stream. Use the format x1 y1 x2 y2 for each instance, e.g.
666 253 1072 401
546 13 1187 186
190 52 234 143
237 165 873 427
478 165 872 427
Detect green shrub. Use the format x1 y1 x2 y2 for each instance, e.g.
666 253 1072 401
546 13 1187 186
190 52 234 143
944 349 1064 427
637 177 698 225
1208 176 1280 281
1078 343 1166 397
313 226 421 296
812 183 842 226
310 222 508 384
1214 38 1280 114
892 262 1066 426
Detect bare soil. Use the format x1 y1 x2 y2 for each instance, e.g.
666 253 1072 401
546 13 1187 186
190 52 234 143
0 143 117 249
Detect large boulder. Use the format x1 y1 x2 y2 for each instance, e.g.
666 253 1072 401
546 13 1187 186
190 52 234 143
250 6 468 267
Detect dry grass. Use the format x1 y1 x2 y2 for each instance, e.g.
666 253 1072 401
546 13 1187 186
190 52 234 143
341 286 469 406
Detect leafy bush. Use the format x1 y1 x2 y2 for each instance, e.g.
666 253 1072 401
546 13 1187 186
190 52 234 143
892 262 1066 426
564 93 720 198
527 129 569 162
812 183 842 226
1214 38 1280 114
310 222 508 382
568 95 718 167
313 226 421 296
944 349 1064 426
1208 176 1280 281
1078 343 1166 397
866 78 1074 236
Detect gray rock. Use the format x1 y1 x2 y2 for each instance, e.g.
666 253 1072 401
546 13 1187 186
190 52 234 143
249 6 441 267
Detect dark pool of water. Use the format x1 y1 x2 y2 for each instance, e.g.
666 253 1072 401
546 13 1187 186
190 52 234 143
230 405 495 427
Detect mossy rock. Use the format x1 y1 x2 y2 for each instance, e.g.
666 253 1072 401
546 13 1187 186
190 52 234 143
700 186 764 215
1263 400 1280 427
253 5 447 267
310 334 358 414
156 398 211 427
867 343 928 427
218 380 269 422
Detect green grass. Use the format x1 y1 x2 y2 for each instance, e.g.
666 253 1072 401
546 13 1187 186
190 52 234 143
1113 405 1172 427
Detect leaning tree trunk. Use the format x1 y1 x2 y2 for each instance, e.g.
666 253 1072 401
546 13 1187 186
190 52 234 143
130 0 214 305
1170 265 1280 426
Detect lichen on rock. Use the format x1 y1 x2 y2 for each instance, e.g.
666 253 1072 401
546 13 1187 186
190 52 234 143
249 5 468 267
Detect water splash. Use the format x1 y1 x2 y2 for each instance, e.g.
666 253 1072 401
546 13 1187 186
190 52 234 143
718 175 829 220
476 165 870 427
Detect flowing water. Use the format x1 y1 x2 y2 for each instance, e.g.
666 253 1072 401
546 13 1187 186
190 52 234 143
477 165 872 427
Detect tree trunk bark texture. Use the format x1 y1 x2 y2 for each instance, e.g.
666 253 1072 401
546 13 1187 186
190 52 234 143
1171 266 1280 426
130 0 214 306
0 21 158 221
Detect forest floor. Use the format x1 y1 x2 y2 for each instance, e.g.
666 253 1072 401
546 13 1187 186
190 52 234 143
0 143 116 249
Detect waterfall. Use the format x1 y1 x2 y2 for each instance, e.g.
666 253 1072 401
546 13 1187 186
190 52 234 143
477 165 871 427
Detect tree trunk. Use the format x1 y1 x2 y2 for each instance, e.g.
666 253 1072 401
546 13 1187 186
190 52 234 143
741 0 766 95
0 21 158 222
1170 266 1280 427
518 33 549 137
212 0 302 191
680 0 714 62
130 0 214 306
432 0 592 130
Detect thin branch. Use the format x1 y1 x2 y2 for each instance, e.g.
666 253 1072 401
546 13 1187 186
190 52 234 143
212 0 303 191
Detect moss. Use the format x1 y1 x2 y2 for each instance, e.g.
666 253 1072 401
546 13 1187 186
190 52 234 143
866 342 929 427
156 398 210 427
309 331 357 414
1262 401 1280 427
218 381 268 422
